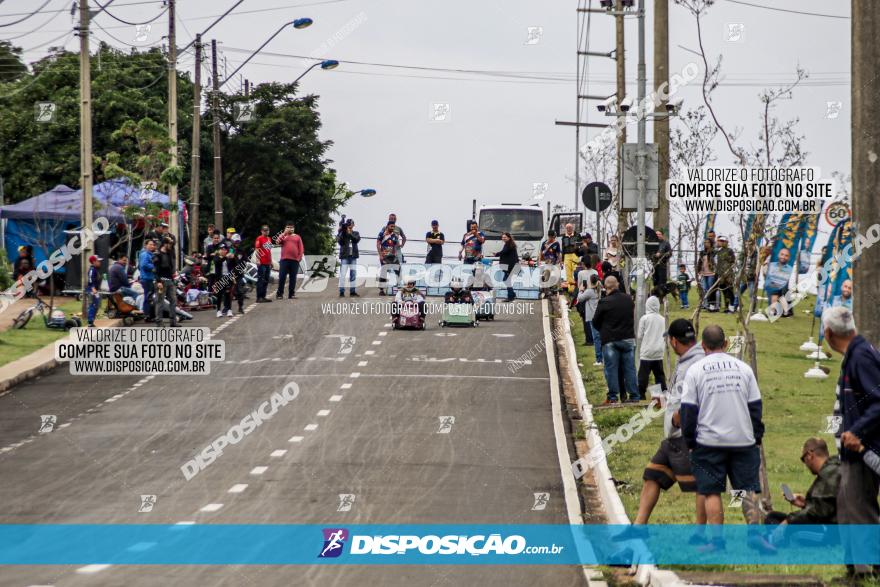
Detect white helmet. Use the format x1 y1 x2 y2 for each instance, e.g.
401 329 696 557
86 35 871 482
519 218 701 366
51 310 65 320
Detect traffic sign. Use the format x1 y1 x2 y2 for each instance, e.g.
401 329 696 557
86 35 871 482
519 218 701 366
582 182 613 212
824 202 850 226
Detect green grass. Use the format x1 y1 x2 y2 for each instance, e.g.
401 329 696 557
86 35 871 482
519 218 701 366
570 291 848 583
0 298 83 367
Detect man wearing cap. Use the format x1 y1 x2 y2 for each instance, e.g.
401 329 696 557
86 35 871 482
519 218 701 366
714 236 736 313
86 254 103 327
138 240 157 321
632 318 706 526
425 220 445 265
578 233 598 259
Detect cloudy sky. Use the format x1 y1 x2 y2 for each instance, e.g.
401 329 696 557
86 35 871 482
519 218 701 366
5 0 851 252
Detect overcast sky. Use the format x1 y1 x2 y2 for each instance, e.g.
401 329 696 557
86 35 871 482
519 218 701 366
5 0 852 250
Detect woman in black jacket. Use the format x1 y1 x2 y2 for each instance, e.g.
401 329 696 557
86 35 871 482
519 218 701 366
499 232 519 302
337 220 361 297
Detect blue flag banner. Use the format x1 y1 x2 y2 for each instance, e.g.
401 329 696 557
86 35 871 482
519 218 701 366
828 218 853 300
1 524 879 565
814 221 842 316
704 214 717 238
765 214 803 292
796 206 824 274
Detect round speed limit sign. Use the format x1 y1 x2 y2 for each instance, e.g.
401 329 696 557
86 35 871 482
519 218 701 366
825 202 850 226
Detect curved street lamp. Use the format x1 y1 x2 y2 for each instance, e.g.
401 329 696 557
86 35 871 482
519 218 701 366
353 188 377 198
293 59 339 84
221 18 314 88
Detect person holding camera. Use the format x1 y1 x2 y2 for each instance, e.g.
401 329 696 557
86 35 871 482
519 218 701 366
377 222 401 295
337 217 361 297
275 221 304 300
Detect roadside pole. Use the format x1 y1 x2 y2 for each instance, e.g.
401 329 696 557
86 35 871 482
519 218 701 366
79 0 93 318
615 0 627 238
635 0 647 326
211 39 224 232
190 34 202 254
653 0 670 236
167 0 178 266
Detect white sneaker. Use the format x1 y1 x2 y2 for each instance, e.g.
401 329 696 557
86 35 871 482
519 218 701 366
216 310 223 318
593 361 603 367
225 310 234 317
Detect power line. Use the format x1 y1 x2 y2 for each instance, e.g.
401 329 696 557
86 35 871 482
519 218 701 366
0 0 54 28
3 4 64 40
0 0 161 17
721 0 848 20
93 0 168 26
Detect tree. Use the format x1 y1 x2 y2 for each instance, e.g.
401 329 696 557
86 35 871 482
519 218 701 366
218 83 349 253
0 41 27 83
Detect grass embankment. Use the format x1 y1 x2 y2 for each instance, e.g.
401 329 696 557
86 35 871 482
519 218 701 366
569 291 852 583
0 298 82 367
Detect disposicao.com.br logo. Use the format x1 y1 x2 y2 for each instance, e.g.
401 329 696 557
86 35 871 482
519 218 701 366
318 529 564 558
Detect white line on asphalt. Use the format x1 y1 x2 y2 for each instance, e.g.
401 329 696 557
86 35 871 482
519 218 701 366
378 332 387 337
357 361 368 367
250 466 268 475
304 424 318 431
307 357 316 361
58 423 71 429
371 341 382 345
270 449 287 457
329 395 343 402
364 350 375 355
228 484 248 493
317 409 330 417
350 372 361 378
76 564 111 574
199 503 223 512
383 323 392 327
340 383 352 389
229 374 550 381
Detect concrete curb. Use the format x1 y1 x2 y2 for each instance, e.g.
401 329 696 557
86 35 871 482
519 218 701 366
557 299 687 587
0 320 122 398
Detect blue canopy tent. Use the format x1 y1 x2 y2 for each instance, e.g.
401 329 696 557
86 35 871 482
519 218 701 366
0 185 126 270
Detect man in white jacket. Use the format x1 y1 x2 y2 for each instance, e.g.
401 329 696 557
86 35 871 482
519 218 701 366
637 296 667 399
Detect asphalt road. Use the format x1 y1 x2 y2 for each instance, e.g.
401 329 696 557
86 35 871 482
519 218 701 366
0 286 587 587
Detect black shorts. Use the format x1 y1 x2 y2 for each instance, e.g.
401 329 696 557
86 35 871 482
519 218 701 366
689 444 761 496
643 437 696 492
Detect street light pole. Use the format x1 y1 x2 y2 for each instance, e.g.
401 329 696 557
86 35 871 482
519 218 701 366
211 39 223 232
79 0 93 318
167 0 178 266
635 0 647 328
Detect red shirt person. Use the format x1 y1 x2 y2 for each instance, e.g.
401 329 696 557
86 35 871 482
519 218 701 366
274 221 305 299
254 225 274 302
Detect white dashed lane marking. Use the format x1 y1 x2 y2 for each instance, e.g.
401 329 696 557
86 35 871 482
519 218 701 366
340 383 352 389
228 484 248 494
317 410 330 417
270 450 287 458
250 466 268 475
288 436 304 443
364 350 375 355
329 395 343 402
76 564 111 574
199 503 223 512
304 424 318 431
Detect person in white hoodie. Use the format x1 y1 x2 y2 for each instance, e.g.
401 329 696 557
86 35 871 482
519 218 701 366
637 295 668 400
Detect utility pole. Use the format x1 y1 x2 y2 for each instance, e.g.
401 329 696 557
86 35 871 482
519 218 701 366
615 0 627 239
244 78 250 98
653 0 670 236
78 0 93 318
853 0 880 340
574 41 581 212
635 0 648 325
211 39 224 231
189 34 202 254
166 0 178 265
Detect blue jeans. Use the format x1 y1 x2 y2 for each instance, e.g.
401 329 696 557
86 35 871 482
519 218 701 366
113 287 138 300
87 292 100 324
141 279 154 319
256 264 271 300
589 321 603 363
339 257 357 293
700 276 716 308
679 288 689 307
276 259 300 298
602 339 638 401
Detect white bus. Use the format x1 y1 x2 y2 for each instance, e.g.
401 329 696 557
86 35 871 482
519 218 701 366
476 204 583 260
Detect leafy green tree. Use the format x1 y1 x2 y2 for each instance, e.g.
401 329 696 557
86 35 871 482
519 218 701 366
0 41 27 83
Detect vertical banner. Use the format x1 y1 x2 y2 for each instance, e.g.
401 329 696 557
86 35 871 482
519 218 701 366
764 214 804 294
814 221 841 316
704 213 717 238
796 205 824 274
828 218 853 301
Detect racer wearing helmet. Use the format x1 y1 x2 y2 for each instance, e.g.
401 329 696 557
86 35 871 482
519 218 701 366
393 279 426 319
444 279 473 304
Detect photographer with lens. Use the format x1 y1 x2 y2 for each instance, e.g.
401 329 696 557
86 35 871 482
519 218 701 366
337 216 361 297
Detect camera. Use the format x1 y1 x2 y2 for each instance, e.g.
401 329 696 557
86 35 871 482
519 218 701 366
619 96 634 113
597 95 617 113
666 98 683 114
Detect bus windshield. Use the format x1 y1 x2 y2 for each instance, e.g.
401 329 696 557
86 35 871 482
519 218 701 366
478 209 544 240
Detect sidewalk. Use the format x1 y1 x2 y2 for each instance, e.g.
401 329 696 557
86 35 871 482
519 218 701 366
0 317 121 396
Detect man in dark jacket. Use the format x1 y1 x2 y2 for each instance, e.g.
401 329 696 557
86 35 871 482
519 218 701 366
108 255 138 299
591 275 638 403
653 228 673 286
714 236 737 313
154 239 177 326
823 306 880 578
761 438 840 526
337 219 361 297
